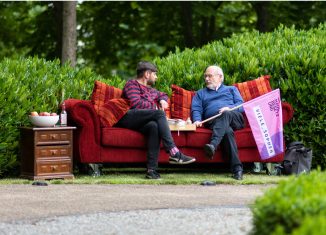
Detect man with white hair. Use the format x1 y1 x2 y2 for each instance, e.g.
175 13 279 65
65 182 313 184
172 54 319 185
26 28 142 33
191 65 245 180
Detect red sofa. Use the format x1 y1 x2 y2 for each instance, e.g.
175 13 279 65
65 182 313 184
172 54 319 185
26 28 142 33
64 76 294 169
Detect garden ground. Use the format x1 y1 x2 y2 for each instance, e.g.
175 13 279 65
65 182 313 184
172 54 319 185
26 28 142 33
0 184 274 234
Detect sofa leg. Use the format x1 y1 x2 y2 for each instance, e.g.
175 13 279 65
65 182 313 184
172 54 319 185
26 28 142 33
88 163 103 177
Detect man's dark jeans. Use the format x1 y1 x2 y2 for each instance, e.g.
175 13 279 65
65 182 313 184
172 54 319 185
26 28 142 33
116 109 175 170
205 111 245 173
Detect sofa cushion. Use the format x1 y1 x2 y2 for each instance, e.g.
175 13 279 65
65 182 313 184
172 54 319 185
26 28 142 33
101 127 187 147
170 84 195 120
185 127 257 148
91 80 123 113
233 75 272 102
98 98 130 127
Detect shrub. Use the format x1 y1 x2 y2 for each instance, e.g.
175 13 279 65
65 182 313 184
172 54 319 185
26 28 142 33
250 170 326 235
153 24 326 169
290 215 326 235
0 57 125 176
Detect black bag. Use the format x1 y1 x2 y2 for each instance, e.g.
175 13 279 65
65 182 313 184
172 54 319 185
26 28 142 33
276 141 313 175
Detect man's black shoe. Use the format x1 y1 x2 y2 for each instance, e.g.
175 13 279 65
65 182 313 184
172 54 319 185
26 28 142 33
232 170 243 180
204 144 215 160
169 152 196 164
146 170 161 179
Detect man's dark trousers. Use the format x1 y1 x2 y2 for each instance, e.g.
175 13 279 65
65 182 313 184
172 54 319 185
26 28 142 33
205 111 245 173
116 109 175 170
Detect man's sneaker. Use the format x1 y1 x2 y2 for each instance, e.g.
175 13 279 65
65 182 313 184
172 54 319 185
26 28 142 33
169 152 196 165
204 144 215 160
146 170 161 179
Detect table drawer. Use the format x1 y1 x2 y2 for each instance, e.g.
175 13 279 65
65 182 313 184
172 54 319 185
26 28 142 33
35 146 71 159
35 130 72 145
37 159 72 175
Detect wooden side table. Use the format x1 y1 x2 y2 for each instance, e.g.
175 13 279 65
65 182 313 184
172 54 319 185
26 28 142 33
20 126 76 180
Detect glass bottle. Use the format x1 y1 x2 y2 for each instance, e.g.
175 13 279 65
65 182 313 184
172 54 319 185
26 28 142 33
60 102 67 126
186 117 192 125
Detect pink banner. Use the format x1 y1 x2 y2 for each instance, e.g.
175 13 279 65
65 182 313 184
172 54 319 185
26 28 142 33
243 89 283 160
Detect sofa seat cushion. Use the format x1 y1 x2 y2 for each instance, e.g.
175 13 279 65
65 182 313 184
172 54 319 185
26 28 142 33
101 127 187 148
185 127 256 148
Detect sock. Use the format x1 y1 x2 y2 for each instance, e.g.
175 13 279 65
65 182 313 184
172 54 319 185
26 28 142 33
169 147 179 156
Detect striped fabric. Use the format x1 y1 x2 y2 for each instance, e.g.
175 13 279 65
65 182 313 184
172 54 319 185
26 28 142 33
170 84 195 120
170 75 272 120
123 80 168 110
91 80 130 127
91 80 123 113
233 75 272 102
98 98 130 127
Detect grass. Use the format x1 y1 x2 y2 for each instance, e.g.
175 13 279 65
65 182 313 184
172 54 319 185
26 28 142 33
0 165 290 185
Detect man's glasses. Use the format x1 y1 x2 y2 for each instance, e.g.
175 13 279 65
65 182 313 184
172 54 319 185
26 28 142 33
204 74 220 79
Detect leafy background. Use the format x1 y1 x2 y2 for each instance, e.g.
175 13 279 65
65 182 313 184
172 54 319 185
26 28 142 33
0 25 325 176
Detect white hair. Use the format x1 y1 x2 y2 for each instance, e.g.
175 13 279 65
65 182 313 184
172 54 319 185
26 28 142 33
206 65 224 82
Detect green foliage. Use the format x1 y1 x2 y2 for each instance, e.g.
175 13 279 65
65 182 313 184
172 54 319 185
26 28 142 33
290 215 326 235
1 1 325 79
0 57 125 176
153 24 326 169
250 170 326 235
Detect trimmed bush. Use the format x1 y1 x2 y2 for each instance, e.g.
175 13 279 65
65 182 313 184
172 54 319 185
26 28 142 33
250 170 326 235
1 24 325 175
0 57 125 176
290 215 326 235
153 24 326 168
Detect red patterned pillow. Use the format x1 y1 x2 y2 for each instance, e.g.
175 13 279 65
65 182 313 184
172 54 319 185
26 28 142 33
233 75 272 102
98 98 130 127
170 84 195 120
91 80 123 113
164 99 171 119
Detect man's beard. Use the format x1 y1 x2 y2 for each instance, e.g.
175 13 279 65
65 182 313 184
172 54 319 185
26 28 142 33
147 80 155 87
206 84 216 90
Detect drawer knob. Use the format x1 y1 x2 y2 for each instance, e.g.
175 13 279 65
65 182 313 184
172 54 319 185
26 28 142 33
50 134 55 140
51 166 58 171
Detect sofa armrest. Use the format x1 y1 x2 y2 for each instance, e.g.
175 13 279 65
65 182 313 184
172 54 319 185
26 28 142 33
64 99 102 163
281 101 294 124
65 99 101 144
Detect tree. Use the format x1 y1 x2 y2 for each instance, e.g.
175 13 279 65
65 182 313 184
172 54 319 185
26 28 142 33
61 1 76 67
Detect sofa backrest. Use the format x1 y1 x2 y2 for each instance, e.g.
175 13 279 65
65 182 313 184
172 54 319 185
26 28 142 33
170 75 273 121
90 75 288 127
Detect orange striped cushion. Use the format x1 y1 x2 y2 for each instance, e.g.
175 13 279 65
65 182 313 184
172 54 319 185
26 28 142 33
91 80 123 113
98 98 130 127
170 84 195 120
165 99 171 119
233 75 272 102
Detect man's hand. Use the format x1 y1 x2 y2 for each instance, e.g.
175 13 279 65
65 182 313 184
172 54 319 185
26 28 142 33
159 100 169 110
219 107 231 113
193 121 202 127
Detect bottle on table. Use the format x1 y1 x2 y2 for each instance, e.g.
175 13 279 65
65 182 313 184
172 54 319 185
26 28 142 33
60 102 67 126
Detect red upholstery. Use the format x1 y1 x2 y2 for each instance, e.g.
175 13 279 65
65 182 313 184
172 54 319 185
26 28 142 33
65 97 293 165
65 77 293 166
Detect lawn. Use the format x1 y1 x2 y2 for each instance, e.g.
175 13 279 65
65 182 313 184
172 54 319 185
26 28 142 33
0 164 289 185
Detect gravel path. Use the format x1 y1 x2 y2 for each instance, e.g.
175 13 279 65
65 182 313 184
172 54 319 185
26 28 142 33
0 184 273 235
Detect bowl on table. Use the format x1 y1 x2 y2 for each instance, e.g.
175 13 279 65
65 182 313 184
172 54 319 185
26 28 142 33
29 115 59 127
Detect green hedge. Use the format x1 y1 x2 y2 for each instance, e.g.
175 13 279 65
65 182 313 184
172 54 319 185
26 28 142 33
153 24 326 169
0 24 325 175
250 170 326 235
290 215 326 235
0 57 125 176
